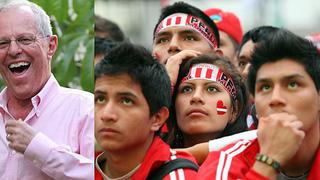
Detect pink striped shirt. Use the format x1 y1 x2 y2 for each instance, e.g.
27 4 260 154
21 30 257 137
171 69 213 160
0 75 94 180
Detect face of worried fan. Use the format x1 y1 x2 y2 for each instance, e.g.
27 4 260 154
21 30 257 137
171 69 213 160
175 78 234 140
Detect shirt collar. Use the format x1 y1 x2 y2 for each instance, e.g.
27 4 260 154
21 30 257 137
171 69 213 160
0 74 60 117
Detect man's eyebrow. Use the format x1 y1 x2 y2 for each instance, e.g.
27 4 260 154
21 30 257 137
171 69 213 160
256 78 271 84
117 91 138 98
178 29 200 36
282 74 305 81
94 90 106 95
256 74 305 83
154 31 171 38
238 55 251 62
155 29 200 38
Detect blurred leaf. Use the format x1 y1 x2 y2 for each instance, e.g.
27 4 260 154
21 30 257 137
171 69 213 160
32 0 94 92
81 38 94 92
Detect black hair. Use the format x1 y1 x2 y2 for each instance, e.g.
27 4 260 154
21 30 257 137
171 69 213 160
238 26 279 55
95 42 171 118
95 37 119 55
95 15 125 42
247 28 320 96
153 1 220 47
167 54 249 148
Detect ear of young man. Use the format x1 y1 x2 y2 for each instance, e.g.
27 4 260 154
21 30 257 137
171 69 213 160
150 107 169 132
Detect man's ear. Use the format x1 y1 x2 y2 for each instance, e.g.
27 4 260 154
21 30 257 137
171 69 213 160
150 107 169 132
47 35 58 60
215 49 223 56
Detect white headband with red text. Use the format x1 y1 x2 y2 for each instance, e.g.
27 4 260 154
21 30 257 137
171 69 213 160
182 63 237 100
155 13 218 48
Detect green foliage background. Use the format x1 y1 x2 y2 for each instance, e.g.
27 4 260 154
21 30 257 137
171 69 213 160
0 0 94 93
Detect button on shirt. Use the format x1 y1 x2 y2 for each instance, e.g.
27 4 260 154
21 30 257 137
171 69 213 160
0 75 94 180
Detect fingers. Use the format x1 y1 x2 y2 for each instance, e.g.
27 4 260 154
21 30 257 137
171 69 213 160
4 119 36 153
166 50 201 65
257 113 305 165
5 119 23 134
166 50 202 87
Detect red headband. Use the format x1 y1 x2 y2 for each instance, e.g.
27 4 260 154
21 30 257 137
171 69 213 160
155 13 218 48
182 63 237 100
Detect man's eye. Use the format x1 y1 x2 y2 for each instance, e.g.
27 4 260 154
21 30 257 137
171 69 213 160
156 38 168 44
238 61 247 68
0 40 9 47
18 37 33 45
261 85 271 92
95 96 106 104
185 36 195 41
288 81 298 89
121 98 133 105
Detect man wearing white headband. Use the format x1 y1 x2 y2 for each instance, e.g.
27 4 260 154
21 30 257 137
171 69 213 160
152 2 221 88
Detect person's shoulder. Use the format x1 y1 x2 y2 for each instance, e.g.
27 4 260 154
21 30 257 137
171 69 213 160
59 87 93 101
57 87 94 113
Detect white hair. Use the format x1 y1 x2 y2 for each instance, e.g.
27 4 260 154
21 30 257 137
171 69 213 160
0 0 53 36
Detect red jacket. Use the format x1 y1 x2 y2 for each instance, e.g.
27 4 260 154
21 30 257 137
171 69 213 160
95 137 197 179
198 138 320 180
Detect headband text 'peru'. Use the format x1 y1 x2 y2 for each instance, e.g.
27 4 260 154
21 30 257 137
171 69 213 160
155 13 218 48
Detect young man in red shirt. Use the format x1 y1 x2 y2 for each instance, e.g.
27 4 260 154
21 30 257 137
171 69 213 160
94 42 198 179
198 29 320 179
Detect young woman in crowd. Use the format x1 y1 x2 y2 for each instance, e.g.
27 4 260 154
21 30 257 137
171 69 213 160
166 53 250 149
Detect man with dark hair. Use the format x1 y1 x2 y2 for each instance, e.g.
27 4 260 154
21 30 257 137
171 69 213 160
198 29 320 179
237 26 279 79
236 26 280 130
152 1 221 94
94 42 198 179
151 2 222 139
95 15 125 41
94 15 125 65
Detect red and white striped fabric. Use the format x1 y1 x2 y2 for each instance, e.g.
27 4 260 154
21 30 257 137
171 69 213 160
198 138 320 179
182 63 237 100
155 13 218 48
161 13 190 30
185 63 222 82
197 139 256 180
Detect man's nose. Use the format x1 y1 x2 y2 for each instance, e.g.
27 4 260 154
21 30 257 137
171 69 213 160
100 102 118 122
7 40 22 57
269 85 286 108
168 35 181 54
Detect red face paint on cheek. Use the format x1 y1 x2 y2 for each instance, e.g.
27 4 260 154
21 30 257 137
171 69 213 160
216 100 227 115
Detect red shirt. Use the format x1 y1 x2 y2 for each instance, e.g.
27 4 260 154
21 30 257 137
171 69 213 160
94 151 103 180
95 137 197 179
198 138 320 179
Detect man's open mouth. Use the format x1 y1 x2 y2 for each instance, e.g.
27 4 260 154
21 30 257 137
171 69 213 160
8 62 31 73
